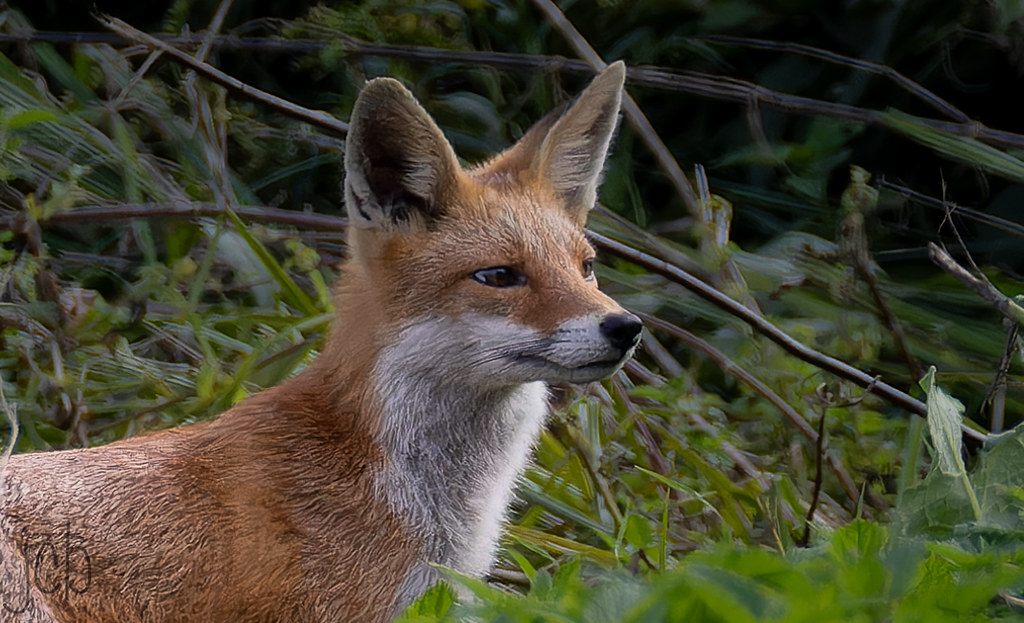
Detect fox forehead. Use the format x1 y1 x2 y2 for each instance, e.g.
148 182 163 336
429 183 594 270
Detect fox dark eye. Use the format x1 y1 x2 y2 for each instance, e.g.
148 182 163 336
582 258 596 279
471 266 527 288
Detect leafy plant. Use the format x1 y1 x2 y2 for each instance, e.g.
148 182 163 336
2 1 1024 620
402 374 1024 621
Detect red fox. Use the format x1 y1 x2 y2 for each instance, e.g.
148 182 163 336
0 61 640 622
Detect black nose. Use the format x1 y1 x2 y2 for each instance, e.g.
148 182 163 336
600 313 643 351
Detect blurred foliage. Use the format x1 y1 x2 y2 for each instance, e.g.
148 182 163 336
2 0 1024 619
400 369 1024 621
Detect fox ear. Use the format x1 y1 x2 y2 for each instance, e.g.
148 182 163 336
534 62 625 223
344 78 460 231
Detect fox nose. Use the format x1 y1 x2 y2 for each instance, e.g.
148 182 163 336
600 313 643 351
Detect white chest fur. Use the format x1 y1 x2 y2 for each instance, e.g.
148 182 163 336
372 316 550 602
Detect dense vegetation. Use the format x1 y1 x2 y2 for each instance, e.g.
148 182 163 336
2 0 1023 619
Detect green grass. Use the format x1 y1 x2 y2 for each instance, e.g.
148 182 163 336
2 2 1024 620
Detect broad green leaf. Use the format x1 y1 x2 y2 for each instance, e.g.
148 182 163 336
919 367 968 477
918 367 981 522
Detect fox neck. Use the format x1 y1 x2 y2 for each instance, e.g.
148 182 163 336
370 317 549 583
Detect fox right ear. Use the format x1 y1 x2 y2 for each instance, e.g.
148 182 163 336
344 78 460 231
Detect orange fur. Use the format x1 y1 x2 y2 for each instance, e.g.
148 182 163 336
0 62 639 622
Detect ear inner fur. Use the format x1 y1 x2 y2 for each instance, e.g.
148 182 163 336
535 61 625 222
474 62 626 224
344 78 462 231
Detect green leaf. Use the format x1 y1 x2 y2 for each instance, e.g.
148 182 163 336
5 109 59 128
918 367 981 522
223 207 319 316
919 367 967 477
394 582 456 621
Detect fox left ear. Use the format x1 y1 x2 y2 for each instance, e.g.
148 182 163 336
534 62 625 223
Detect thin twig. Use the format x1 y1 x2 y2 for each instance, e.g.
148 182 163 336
927 242 1024 329
799 403 829 547
701 35 970 123
591 231 988 443
13 199 991 444
529 0 702 218
0 203 348 232
198 0 236 62
96 16 349 136
6 31 1024 151
637 313 868 510
878 178 1024 239
985 326 1018 433
857 260 923 380
0 377 19 483
838 174 923 379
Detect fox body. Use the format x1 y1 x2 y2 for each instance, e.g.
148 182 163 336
0 62 640 622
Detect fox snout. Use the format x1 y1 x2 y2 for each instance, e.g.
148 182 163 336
526 310 642 384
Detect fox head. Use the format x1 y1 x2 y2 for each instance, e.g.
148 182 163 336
341 62 641 389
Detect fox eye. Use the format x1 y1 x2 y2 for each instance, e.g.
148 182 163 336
582 258 596 280
471 266 527 288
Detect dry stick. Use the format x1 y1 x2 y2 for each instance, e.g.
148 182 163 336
0 378 19 483
928 243 1024 329
530 0 702 218
97 16 349 136
701 35 970 123
842 212 924 379
799 406 829 547
590 231 989 443
856 261 924 380
0 203 348 232
987 327 1018 434
8 31 1024 151
877 179 1024 238
198 0 236 61
928 240 1024 434
14 203 988 443
186 0 239 215
638 313 867 509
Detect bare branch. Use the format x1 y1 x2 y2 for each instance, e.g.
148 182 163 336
5 31 1024 151
590 231 988 442
96 16 349 136
701 35 970 123
928 243 1024 329
0 203 347 232
638 313 870 511
529 0 702 218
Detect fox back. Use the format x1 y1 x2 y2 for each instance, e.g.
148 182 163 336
0 62 641 623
